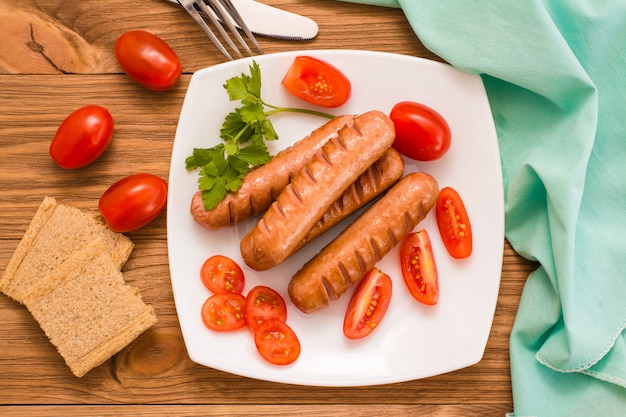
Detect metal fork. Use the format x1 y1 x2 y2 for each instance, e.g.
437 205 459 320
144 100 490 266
177 0 263 60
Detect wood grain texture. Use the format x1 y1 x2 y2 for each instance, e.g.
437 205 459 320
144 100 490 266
0 405 513 417
0 0 535 415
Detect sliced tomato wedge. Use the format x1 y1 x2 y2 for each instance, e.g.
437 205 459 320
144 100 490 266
201 293 246 332
254 319 301 365
201 255 245 294
343 268 393 339
281 56 351 108
245 286 287 332
436 186 473 259
400 230 439 305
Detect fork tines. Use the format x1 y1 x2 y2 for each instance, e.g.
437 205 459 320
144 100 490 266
179 0 263 60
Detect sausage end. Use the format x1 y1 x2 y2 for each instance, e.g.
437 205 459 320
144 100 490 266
288 275 330 314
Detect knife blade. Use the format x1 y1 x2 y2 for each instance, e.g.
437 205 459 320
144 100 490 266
164 0 319 40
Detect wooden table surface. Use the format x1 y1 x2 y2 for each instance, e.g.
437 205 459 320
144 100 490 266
0 1 538 415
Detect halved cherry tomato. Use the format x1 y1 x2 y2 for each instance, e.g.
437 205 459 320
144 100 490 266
99 173 167 233
49 105 114 169
343 268 392 339
201 255 245 294
436 186 473 259
114 30 181 91
254 319 301 365
201 293 247 332
389 101 451 161
400 230 439 305
245 286 287 332
281 56 351 108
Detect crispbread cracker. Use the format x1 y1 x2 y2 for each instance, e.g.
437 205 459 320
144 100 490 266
26 240 157 377
1 197 156 377
0 197 134 303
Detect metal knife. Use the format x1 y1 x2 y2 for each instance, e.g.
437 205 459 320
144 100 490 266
164 0 319 40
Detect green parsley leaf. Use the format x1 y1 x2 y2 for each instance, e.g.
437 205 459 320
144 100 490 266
236 142 272 166
185 145 225 170
200 177 227 210
220 110 248 142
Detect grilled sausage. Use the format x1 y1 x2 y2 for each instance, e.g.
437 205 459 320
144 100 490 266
288 172 439 313
240 110 396 271
295 147 404 252
190 115 355 230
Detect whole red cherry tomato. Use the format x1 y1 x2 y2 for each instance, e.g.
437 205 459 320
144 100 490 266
99 173 168 233
389 101 451 161
114 30 181 91
201 255 245 295
49 105 114 169
400 230 439 305
436 186 473 259
201 293 247 332
281 56 351 108
245 286 287 332
254 319 301 365
343 268 392 339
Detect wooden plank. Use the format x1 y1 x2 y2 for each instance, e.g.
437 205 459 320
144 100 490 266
0 405 512 417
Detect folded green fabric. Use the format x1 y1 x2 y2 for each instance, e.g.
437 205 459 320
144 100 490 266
342 0 626 416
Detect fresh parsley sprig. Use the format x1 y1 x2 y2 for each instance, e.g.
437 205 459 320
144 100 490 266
185 61 334 211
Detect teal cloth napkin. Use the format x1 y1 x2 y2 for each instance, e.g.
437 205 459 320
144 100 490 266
341 1 626 416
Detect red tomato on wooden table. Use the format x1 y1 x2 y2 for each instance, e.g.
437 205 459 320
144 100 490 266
201 293 247 332
49 105 114 169
343 268 393 340
281 56 351 108
201 255 245 295
400 230 439 305
115 30 181 91
254 319 301 365
244 286 287 332
389 101 451 161
99 173 168 233
436 186 473 259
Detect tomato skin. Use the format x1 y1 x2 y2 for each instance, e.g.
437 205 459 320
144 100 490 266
400 230 439 305
99 173 167 233
245 286 287 332
201 255 245 294
49 105 114 169
254 319 301 365
201 293 247 332
389 101 451 161
115 30 181 91
281 56 351 108
436 187 473 259
343 268 392 340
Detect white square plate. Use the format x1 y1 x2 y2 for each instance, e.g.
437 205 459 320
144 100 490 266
167 50 503 386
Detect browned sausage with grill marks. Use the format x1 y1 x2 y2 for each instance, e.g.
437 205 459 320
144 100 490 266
190 115 355 230
240 110 396 271
295 147 404 252
288 172 439 314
